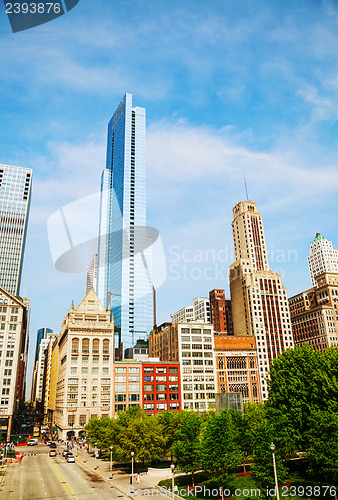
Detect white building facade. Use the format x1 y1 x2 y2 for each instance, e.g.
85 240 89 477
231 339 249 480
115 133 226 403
308 233 338 287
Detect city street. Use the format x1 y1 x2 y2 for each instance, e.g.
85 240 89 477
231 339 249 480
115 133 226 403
0 443 124 499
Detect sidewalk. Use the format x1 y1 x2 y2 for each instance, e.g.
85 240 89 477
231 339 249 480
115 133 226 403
75 449 175 499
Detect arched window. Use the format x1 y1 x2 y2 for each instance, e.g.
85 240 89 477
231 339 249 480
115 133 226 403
71 338 79 354
82 338 89 354
92 339 100 354
103 339 109 354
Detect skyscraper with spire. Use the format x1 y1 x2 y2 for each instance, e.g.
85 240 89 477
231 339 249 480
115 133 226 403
96 94 153 356
229 200 294 400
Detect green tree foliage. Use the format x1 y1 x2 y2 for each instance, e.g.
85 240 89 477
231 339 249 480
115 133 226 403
201 410 242 494
173 411 203 487
85 417 114 449
157 410 183 459
267 344 338 449
250 417 288 492
306 410 338 484
230 403 266 473
113 406 166 464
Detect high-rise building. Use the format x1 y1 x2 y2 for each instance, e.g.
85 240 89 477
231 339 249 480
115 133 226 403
229 200 294 400
0 164 32 296
31 331 56 410
34 327 53 365
96 94 153 354
308 232 338 287
0 286 28 440
209 289 233 334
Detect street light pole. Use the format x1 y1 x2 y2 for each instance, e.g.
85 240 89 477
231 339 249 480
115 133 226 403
94 442 98 470
131 451 134 484
270 442 280 500
171 463 175 500
110 446 113 479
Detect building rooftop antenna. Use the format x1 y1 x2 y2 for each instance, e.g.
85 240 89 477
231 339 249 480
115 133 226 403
244 177 249 200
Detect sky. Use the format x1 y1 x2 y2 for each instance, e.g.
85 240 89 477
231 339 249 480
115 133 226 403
1 0 338 396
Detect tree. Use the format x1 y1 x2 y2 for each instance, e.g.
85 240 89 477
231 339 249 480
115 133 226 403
306 410 338 485
85 417 114 450
157 411 183 460
113 407 166 464
173 411 203 487
250 418 288 494
201 410 241 498
230 403 266 473
266 344 335 449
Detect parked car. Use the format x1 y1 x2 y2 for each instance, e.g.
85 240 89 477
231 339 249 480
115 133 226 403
67 455 75 463
62 450 72 457
27 439 38 446
49 450 57 457
46 441 52 446
49 443 57 448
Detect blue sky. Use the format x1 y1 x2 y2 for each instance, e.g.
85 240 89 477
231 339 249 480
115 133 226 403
1 0 338 394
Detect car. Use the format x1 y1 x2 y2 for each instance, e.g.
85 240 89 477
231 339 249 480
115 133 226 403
27 439 38 446
63 450 72 457
49 450 57 457
49 443 57 448
67 455 75 463
46 441 52 446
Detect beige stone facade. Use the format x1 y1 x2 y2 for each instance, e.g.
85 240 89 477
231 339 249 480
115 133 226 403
289 272 338 351
53 290 114 440
229 201 294 400
0 286 27 440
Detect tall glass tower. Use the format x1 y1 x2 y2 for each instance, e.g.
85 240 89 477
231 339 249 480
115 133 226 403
97 94 153 354
0 164 32 296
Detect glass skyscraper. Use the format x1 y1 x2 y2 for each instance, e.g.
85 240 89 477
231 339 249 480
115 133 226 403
0 164 32 296
97 94 153 353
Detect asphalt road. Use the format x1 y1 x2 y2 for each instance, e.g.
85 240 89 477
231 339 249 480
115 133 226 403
0 443 123 500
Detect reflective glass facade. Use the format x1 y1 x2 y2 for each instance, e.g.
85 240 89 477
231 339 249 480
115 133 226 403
97 94 153 351
0 164 32 296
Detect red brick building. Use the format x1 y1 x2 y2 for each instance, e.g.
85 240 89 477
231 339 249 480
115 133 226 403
209 289 233 334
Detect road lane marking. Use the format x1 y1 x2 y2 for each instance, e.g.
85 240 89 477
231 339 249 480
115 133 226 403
46 458 77 499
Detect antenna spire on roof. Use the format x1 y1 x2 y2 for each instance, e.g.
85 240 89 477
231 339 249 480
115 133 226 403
244 177 249 200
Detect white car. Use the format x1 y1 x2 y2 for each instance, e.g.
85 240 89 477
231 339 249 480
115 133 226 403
67 455 75 463
27 439 38 446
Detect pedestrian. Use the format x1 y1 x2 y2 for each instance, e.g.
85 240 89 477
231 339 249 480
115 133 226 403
136 474 140 484
129 473 132 485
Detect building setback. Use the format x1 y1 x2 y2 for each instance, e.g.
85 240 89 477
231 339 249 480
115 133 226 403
0 286 27 440
229 200 294 400
0 164 32 296
214 336 261 404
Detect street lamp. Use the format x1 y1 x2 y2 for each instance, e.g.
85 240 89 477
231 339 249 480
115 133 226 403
270 443 280 500
171 463 175 500
110 446 113 479
131 451 134 484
